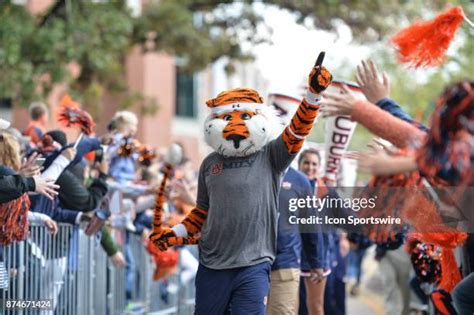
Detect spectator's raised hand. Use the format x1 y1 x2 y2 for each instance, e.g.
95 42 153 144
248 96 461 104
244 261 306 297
355 143 393 175
97 158 109 175
42 217 58 234
171 178 196 205
33 177 59 200
309 268 325 283
367 138 397 156
100 133 114 145
356 59 390 104
355 138 418 176
320 84 359 117
339 233 350 257
19 152 41 177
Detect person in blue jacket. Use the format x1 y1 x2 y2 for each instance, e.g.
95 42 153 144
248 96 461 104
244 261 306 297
106 111 139 183
298 148 358 315
297 148 330 315
267 166 327 315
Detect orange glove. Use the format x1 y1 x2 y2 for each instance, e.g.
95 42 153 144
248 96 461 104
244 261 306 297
149 226 198 251
308 52 333 94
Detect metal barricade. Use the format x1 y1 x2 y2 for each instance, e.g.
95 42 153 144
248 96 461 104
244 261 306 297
1 224 120 315
1 224 196 315
129 234 154 306
108 259 126 315
147 246 197 315
1 224 74 315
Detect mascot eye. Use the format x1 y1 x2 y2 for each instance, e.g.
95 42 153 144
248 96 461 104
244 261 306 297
241 113 251 120
223 115 232 121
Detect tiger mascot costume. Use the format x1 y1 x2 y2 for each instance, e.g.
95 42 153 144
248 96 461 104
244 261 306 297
150 52 332 314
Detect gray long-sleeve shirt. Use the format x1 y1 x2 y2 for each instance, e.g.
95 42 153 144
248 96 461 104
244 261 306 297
196 135 296 269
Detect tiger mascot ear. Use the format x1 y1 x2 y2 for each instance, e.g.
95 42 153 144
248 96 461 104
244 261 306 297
203 88 280 157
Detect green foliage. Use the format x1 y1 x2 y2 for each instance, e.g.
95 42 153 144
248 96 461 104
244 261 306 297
1 3 50 103
351 0 473 151
1 0 472 126
262 0 447 41
133 0 263 72
306 0 474 157
119 91 159 116
0 0 261 112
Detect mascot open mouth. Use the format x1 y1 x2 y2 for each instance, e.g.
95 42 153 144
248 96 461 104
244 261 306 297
226 134 245 149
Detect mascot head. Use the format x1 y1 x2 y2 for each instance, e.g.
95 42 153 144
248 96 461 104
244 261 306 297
204 88 280 157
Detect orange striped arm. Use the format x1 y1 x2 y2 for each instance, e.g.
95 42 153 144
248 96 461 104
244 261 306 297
282 97 321 154
181 207 208 236
282 65 332 154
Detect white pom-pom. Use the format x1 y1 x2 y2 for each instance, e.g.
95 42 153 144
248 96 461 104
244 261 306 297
0 118 11 130
165 143 183 166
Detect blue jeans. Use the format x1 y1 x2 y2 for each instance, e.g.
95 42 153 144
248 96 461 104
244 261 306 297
125 233 136 301
324 263 346 315
195 261 271 315
347 248 366 285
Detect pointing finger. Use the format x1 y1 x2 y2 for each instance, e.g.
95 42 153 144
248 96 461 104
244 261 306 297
315 51 325 67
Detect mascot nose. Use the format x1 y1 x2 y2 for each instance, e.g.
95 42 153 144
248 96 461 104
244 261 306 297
227 134 245 149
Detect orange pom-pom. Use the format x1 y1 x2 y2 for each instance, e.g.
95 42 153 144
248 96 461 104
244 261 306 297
59 94 80 109
56 94 95 135
391 6 466 68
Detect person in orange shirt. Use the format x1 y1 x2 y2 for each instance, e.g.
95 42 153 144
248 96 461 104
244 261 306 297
23 102 49 146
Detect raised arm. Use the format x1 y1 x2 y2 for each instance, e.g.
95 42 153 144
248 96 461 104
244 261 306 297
321 87 426 149
351 100 426 148
376 98 428 131
282 52 333 154
269 53 333 173
0 174 35 203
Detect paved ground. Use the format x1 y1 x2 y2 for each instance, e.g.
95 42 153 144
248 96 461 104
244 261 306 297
347 246 385 315
148 246 387 315
348 294 377 315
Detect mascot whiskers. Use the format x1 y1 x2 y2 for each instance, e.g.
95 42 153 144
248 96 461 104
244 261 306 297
204 93 282 157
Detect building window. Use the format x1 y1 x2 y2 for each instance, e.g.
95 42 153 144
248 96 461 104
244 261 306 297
175 68 196 118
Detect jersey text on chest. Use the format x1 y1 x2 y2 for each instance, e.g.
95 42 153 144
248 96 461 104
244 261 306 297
205 155 259 176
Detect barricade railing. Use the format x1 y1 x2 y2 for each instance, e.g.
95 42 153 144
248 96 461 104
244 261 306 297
129 234 154 306
0 224 196 315
146 246 197 315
